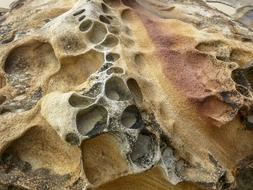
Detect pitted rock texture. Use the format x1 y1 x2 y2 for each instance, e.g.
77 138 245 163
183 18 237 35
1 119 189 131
0 0 253 190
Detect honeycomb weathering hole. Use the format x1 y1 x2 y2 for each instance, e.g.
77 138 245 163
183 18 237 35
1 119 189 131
69 94 95 107
100 34 119 48
121 105 143 129
79 19 93 32
130 131 157 168
73 9 86 16
127 78 143 104
99 15 111 24
106 53 120 62
76 105 108 136
106 67 124 75
105 77 131 101
87 21 107 44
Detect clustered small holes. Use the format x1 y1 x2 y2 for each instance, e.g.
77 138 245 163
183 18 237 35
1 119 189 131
73 9 86 16
121 105 143 129
127 78 143 104
69 93 95 107
79 20 93 32
76 105 108 136
106 53 120 62
87 21 107 44
99 15 111 24
100 34 119 48
99 62 113 72
106 67 124 75
84 83 103 98
105 77 131 101
130 130 157 168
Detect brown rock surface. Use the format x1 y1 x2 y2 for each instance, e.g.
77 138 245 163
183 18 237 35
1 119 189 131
0 0 253 189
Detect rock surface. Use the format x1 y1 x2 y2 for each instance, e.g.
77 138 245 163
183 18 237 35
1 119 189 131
0 0 253 189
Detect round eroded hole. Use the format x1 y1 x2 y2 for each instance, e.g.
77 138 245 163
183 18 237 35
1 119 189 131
106 53 120 62
76 105 108 136
121 105 143 129
79 19 93 32
108 26 120 35
105 77 131 101
69 93 95 107
100 34 119 48
87 21 107 44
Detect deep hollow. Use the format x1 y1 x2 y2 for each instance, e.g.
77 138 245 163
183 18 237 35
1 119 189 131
100 34 119 48
106 53 120 62
99 15 111 24
105 77 131 101
130 131 157 168
121 105 143 129
87 21 107 44
79 20 93 32
76 105 108 136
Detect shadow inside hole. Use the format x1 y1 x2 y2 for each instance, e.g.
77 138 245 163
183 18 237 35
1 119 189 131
127 78 143 104
87 21 107 44
69 93 95 107
130 130 157 168
101 3 110 13
121 105 143 129
99 15 111 24
106 67 124 75
65 133 80 145
100 34 119 48
236 167 253 190
105 77 131 101
106 53 120 62
73 9 85 16
76 105 108 136
232 68 253 96
79 19 93 32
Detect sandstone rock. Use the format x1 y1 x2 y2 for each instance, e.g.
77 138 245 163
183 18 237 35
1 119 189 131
0 0 253 189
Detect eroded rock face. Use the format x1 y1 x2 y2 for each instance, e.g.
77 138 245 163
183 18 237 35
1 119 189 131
0 0 253 189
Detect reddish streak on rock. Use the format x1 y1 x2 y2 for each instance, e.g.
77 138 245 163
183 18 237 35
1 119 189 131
139 16 213 100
